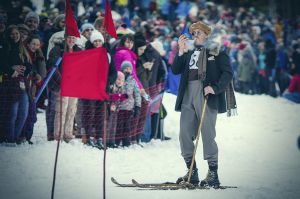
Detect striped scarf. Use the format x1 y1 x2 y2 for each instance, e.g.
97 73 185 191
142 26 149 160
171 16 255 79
196 47 207 81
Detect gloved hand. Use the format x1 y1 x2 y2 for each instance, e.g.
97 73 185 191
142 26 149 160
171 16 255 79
133 106 141 117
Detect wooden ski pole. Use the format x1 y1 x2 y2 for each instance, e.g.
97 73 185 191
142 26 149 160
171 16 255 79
187 96 208 183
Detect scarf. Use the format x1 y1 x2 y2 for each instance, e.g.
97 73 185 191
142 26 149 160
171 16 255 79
225 81 237 117
196 47 207 81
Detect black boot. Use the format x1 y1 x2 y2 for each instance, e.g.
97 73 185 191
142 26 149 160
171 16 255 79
200 169 220 188
95 139 104 150
176 160 199 185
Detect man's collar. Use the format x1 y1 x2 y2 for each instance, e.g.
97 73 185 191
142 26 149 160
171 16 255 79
195 45 204 51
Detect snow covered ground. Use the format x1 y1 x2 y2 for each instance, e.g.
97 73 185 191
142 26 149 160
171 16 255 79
0 93 300 199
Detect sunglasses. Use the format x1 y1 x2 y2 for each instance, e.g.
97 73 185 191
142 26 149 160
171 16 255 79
191 31 205 37
85 28 94 32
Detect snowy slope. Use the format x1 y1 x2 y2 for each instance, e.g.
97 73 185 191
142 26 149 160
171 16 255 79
0 93 300 199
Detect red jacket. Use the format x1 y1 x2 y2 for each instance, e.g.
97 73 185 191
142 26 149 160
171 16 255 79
288 74 300 93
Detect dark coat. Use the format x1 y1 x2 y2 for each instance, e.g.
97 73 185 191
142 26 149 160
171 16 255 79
171 50 233 113
85 43 117 91
136 58 153 89
138 45 166 97
4 41 33 101
142 45 165 87
6 42 32 76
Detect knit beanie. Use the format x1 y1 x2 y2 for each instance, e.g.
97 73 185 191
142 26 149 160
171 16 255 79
121 61 133 72
53 14 65 27
80 23 95 33
24 11 40 24
135 39 147 48
117 71 125 81
90 30 104 43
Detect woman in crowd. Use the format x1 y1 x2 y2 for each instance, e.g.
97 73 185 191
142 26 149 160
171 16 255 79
237 42 257 94
20 35 46 144
80 30 117 148
48 34 81 142
4 25 31 143
114 34 143 90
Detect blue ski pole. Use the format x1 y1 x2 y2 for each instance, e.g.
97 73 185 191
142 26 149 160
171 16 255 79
34 57 62 104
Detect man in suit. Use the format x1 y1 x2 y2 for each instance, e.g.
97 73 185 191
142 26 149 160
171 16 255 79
171 21 233 187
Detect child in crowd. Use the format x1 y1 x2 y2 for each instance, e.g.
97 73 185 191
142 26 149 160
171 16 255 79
115 61 141 147
108 71 127 148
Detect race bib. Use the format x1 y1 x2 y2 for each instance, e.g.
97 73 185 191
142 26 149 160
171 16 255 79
19 81 25 90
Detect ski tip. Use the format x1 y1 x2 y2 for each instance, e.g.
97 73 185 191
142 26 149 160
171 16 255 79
213 185 238 189
111 177 118 184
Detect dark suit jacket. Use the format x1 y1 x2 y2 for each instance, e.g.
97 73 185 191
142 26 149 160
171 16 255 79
171 49 233 113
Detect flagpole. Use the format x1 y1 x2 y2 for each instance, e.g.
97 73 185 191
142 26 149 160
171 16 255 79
34 57 62 104
51 94 63 199
103 101 108 199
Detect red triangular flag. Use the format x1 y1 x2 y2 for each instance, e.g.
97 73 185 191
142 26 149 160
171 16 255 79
61 47 109 100
103 0 117 39
65 0 80 38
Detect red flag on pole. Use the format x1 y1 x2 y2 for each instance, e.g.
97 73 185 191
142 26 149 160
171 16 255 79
103 0 118 39
65 0 80 37
61 47 109 100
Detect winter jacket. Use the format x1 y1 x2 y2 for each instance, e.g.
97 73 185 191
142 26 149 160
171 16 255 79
6 42 32 77
171 49 233 113
265 47 277 70
144 45 165 87
5 42 33 101
27 48 47 100
138 45 165 98
46 31 87 59
29 48 47 79
288 74 300 93
238 49 256 82
113 46 143 89
119 75 141 111
136 58 153 90
109 84 127 112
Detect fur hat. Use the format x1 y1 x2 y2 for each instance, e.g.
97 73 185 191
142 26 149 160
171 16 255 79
90 30 104 43
121 61 132 71
24 11 40 24
189 21 211 35
80 23 95 33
